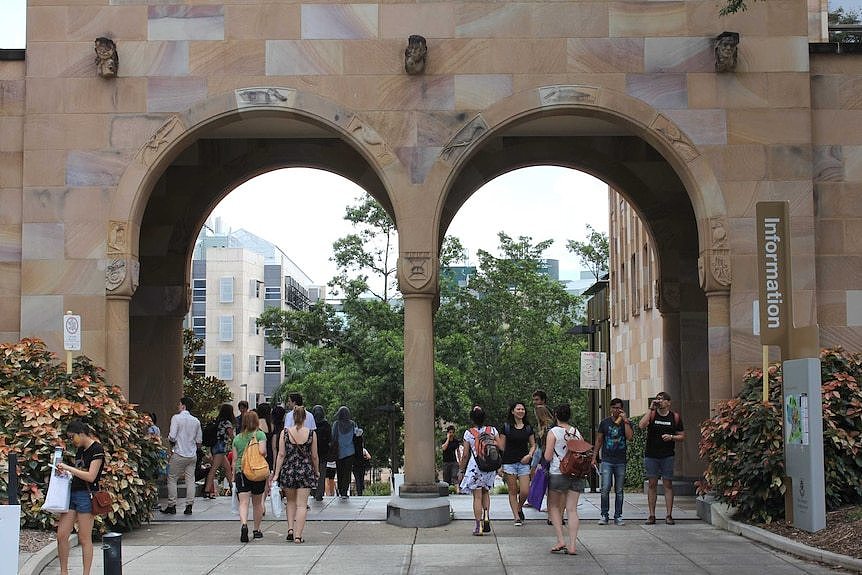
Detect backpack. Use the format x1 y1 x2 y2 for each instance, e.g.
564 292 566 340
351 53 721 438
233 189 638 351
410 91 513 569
559 427 594 478
202 422 218 448
469 426 502 472
241 434 270 481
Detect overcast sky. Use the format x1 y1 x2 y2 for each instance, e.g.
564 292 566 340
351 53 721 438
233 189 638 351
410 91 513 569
210 167 609 287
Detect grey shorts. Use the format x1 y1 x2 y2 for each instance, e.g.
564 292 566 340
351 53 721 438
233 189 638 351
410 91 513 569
549 474 586 493
644 456 675 479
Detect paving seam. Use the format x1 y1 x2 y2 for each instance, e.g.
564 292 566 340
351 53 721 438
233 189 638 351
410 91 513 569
305 518 351 575
405 525 417 575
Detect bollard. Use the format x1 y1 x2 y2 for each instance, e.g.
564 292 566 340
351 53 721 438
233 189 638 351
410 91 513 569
102 532 122 575
8 453 18 505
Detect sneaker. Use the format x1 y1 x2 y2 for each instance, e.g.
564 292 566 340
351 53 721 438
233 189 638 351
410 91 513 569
184 504 193 515
514 520 523 527
159 505 176 515
614 517 625 526
240 525 249 543
253 530 263 539
472 523 482 536
482 518 491 533
518 509 525 522
598 516 609 525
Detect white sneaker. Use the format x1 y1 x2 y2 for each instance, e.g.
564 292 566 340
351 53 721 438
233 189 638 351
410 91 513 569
598 516 609 525
614 517 625 526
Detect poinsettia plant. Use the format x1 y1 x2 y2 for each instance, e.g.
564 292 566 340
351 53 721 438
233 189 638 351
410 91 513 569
0 339 164 531
698 348 862 523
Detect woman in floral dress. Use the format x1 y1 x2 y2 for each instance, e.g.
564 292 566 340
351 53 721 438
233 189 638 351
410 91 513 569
273 406 319 544
458 405 500 536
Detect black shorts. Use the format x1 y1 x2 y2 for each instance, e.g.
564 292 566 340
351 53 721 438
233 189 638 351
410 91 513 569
325 466 336 479
235 472 266 495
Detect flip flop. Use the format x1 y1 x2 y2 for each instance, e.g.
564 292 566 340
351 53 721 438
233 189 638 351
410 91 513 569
550 544 568 554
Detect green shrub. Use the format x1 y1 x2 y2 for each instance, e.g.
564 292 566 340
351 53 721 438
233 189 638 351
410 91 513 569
698 348 862 522
493 483 508 495
364 481 391 496
624 415 646 490
0 339 163 531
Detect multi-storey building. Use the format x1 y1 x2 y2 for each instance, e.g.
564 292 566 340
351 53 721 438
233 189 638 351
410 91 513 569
608 191 663 415
186 220 320 403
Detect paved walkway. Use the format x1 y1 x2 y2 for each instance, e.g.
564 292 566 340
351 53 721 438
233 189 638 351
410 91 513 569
30 494 849 575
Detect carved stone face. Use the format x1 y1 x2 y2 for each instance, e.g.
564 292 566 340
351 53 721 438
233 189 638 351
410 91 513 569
404 35 428 75
95 38 118 78
714 36 738 73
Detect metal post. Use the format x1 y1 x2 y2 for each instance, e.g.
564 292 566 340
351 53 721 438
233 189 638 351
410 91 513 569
102 532 122 575
8 453 18 505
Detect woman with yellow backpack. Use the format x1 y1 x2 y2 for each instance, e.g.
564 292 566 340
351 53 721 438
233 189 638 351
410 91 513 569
232 410 269 542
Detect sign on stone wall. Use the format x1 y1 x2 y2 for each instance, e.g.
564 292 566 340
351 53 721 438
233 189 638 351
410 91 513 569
579 351 606 389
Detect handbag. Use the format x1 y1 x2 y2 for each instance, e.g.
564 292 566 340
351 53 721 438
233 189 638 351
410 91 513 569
43 471 72 514
527 464 548 510
91 490 112 515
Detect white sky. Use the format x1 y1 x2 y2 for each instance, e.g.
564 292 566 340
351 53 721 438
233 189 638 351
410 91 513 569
211 167 609 287
0 1 25 49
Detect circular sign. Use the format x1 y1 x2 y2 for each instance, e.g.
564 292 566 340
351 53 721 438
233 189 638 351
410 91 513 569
65 316 79 335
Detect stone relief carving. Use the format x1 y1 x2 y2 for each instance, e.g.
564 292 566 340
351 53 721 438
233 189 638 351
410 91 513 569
655 279 680 314
106 258 127 291
347 115 394 166
139 115 182 166
235 87 297 108
698 218 732 291
440 114 488 162
404 35 428 75
400 251 434 291
94 37 118 78
539 85 599 106
649 114 699 162
714 31 739 73
163 286 186 314
107 221 128 254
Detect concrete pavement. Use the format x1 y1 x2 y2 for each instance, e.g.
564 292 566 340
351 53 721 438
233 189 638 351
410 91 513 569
25 494 853 575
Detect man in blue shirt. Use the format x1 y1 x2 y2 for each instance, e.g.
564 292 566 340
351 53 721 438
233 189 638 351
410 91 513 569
592 398 633 525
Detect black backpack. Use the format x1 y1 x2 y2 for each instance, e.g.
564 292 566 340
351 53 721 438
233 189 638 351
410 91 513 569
202 422 218 448
470 426 502 472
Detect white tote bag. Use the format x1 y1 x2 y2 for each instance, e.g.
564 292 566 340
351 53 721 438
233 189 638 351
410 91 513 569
230 488 239 515
42 472 72 514
270 489 284 519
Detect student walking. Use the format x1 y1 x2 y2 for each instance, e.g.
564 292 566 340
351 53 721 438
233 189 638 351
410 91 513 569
273 406 319 544
311 405 330 501
161 397 202 515
332 406 357 498
544 404 584 555
55 420 105 575
592 397 633 525
233 410 268 542
205 403 235 499
458 405 500 536
499 401 536 526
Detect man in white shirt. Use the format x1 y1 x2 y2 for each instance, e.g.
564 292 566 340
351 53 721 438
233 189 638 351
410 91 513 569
284 392 316 430
161 397 202 515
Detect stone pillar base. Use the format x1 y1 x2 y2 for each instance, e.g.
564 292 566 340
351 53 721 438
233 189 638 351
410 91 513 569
386 495 451 528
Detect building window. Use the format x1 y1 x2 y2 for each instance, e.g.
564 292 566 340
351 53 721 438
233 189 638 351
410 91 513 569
192 354 206 375
249 355 261 373
620 262 628 322
250 279 263 299
265 286 280 300
631 252 639 315
218 354 233 380
249 316 260 336
285 276 310 311
192 316 206 339
643 244 653 310
264 359 281 373
192 279 206 302
219 315 234 341
219 276 234 303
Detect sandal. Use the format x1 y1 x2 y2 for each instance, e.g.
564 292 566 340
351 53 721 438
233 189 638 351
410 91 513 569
286 529 294 542
550 544 568 554
294 536 304 544
472 523 482 536
665 515 676 525
645 515 656 525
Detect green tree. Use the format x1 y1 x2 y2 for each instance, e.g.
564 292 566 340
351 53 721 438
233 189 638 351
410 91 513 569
436 233 588 425
566 224 609 281
829 8 861 42
182 328 232 423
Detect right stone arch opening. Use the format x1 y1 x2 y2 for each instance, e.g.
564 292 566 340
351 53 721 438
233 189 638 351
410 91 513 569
440 116 716 481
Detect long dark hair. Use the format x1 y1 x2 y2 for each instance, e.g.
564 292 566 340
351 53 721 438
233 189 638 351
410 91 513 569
216 403 235 424
255 402 272 430
506 401 530 426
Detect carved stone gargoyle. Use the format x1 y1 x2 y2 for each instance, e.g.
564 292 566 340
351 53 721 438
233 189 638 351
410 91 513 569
714 31 739 73
404 35 427 75
95 37 119 78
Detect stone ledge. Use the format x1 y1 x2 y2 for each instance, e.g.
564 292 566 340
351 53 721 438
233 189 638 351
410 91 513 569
704 498 862 573
386 496 451 528
18 534 77 575
809 42 862 54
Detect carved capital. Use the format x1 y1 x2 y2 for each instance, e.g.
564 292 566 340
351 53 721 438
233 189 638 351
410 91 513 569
105 256 140 297
698 218 731 293
398 251 437 294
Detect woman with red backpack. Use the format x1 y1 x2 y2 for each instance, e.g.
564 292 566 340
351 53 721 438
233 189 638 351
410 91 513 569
457 405 501 536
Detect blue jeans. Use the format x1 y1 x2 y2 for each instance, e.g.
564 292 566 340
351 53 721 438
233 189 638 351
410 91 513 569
600 461 626 519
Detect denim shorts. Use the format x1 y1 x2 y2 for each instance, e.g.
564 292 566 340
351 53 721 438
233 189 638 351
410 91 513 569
549 474 586 493
502 462 531 477
69 489 93 513
644 456 675 479
211 440 226 455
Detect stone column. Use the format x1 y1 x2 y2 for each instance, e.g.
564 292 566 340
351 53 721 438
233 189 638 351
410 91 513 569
706 291 732 406
387 250 449 527
401 291 437 494
105 295 131 397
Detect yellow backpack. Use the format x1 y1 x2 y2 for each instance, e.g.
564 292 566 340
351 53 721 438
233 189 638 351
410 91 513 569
241 434 270 481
